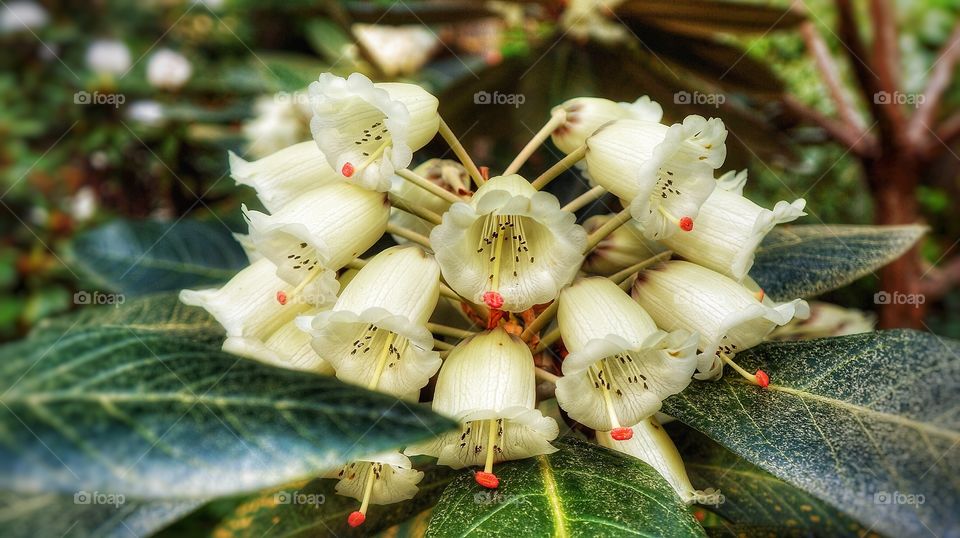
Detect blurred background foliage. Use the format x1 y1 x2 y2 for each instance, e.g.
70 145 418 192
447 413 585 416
2 0 958 342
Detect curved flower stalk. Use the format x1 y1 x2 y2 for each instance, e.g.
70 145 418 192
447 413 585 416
632 261 809 380
389 159 470 242
229 141 340 213
407 328 559 489
244 181 389 307
328 451 424 528
585 116 727 239
660 170 806 281
430 174 586 312
179 258 333 374
304 245 441 397
309 73 440 191
581 214 666 276
551 96 663 155
556 278 697 440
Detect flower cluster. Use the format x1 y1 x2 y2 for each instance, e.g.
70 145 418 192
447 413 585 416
181 72 809 526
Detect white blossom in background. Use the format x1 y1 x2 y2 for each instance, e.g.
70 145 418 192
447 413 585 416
0 1 48 34
309 73 440 191
330 452 424 528
632 260 808 380
69 187 97 222
147 48 193 90
85 39 132 76
353 24 439 77
408 328 559 489
551 96 663 154
581 214 666 276
304 245 442 397
229 141 340 213
126 100 166 126
242 93 312 159
560 0 629 44
585 116 727 239
431 174 586 312
771 301 876 340
556 278 697 440
660 170 806 281
388 159 471 242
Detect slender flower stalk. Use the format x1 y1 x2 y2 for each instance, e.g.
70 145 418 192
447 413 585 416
530 145 587 190
582 214 666 276
504 108 568 174
561 185 606 213
438 118 485 187
389 159 471 242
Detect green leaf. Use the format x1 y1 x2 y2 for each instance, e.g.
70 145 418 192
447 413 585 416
424 437 705 537
30 293 219 336
749 224 926 301
672 425 869 537
0 491 202 538
65 219 249 297
662 330 960 538
215 463 455 537
0 302 457 499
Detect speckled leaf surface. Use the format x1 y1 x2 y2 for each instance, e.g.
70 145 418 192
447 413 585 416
424 437 705 537
0 491 203 538
29 293 220 336
749 224 926 300
215 464 454 538
662 330 959 538
66 219 248 296
0 300 457 499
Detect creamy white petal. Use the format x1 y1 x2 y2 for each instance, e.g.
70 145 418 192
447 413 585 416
353 24 439 77
557 277 660 352
309 72 440 191
223 310 333 375
584 120 669 200
430 175 586 312
581 215 666 276
229 141 340 213
330 452 423 505
334 245 440 324
551 96 663 154
632 261 809 379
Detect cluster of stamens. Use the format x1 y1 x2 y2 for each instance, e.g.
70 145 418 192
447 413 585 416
476 214 534 309
276 242 321 305
455 418 505 489
342 120 391 178
351 324 409 390
339 461 386 528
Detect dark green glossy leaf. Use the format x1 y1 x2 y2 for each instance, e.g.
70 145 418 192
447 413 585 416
30 293 219 336
425 437 705 537
662 330 960 538
215 464 455 537
65 219 248 297
0 301 457 499
750 224 927 300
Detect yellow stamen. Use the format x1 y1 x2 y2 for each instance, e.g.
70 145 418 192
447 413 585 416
718 351 761 385
367 332 398 390
483 419 497 473
358 463 376 515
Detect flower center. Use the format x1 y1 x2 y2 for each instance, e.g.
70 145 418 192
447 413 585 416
586 351 658 440
342 121 392 178
337 461 383 527
351 324 410 390
456 418 504 488
276 242 323 305
476 214 535 309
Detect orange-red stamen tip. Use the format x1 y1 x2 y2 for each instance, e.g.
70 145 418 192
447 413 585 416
679 216 694 232
347 511 366 527
483 291 504 309
475 471 499 489
755 369 770 388
755 289 765 302
341 162 355 177
610 427 633 441
275 291 287 305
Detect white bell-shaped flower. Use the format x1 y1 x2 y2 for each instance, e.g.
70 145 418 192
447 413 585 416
556 278 697 440
309 72 440 192
581 214 666 276
179 258 333 374
597 417 707 504
632 261 808 380
389 159 470 242
660 170 806 281
304 245 441 397
430 174 586 312
353 24 439 77
244 181 389 307
229 141 341 213
328 451 424 528
585 116 726 239
551 96 663 154
242 94 311 159
85 39 131 76
407 328 559 489
146 48 192 90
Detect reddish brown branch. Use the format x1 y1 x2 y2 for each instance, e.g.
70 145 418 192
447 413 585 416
800 20 864 130
910 22 960 151
781 96 877 157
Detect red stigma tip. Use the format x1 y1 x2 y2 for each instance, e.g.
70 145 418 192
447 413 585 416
483 291 504 309
475 471 499 489
679 216 694 232
341 162 355 177
610 427 633 441
755 289 765 302
275 291 287 305
347 510 365 527
755 369 770 388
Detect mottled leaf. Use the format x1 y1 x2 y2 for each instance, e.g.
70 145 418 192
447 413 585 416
662 330 960 538
425 437 705 537
750 224 927 300
65 219 248 297
30 293 219 336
